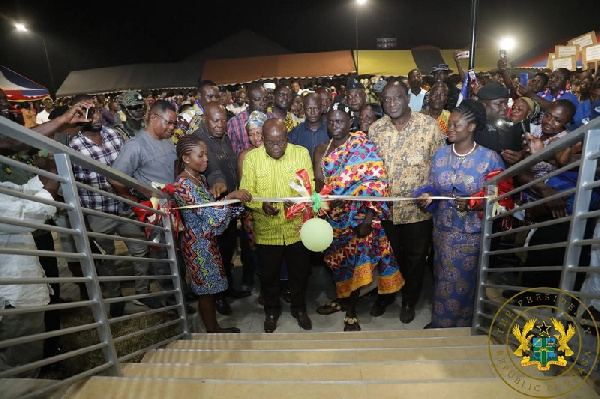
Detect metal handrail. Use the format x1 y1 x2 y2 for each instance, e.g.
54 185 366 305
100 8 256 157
473 118 600 345
0 116 189 391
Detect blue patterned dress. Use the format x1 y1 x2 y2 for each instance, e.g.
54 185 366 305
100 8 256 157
173 176 243 295
421 145 503 327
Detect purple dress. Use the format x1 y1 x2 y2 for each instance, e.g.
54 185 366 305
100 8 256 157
421 145 504 328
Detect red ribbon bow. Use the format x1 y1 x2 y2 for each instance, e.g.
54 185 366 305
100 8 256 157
285 169 331 222
132 184 184 249
468 169 515 220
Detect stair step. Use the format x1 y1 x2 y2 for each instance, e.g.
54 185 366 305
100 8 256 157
142 345 496 364
167 335 489 350
122 360 496 380
189 327 471 341
65 375 595 399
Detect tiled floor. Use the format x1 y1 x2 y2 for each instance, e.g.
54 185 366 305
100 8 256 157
200 263 435 334
57 236 435 334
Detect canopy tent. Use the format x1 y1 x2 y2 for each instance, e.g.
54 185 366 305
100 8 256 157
355 47 501 76
0 65 49 102
182 29 292 62
515 32 600 68
56 62 203 97
201 50 356 85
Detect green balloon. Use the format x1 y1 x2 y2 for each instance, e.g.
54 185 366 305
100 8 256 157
300 218 333 252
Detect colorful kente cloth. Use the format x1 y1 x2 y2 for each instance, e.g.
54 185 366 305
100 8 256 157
420 145 504 327
436 110 450 136
173 176 243 295
321 131 404 298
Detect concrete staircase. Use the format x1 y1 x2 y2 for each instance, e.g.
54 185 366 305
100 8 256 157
65 327 596 399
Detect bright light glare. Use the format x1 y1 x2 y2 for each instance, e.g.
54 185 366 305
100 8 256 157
499 37 516 51
357 0 367 5
14 23 28 32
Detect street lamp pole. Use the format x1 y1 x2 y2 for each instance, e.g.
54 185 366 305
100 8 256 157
355 6 359 72
41 37 56 97
468 0 479 71
355 0 367 75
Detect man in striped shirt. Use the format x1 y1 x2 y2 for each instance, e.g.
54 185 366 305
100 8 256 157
70 103 159 314
240 119 314 333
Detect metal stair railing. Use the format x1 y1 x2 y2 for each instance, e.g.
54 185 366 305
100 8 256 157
0 116 189 398
472 118 600 365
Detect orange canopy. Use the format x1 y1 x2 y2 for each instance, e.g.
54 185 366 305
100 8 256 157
202 50 356 85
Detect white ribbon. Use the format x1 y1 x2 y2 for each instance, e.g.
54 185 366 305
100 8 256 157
170 195 493 210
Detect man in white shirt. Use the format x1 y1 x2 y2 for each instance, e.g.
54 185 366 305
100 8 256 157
35 98 54 125
407 69 427 112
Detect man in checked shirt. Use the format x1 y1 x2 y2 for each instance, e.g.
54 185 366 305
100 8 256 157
69 95 161 316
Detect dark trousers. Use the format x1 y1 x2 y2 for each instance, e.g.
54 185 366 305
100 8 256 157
382 219 433 307
256 242 310 315
33 231 60 357
239 225 256 286
217 220 238 287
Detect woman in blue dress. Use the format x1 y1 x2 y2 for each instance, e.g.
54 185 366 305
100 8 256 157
174 135 252 333
417 99 504 328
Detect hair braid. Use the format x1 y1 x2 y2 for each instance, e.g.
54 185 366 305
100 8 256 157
176 135 202 173
453 99 487 132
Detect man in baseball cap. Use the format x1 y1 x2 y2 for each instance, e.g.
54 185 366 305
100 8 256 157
425 64 460 111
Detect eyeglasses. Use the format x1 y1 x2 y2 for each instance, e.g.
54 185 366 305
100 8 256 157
153 113 177 126
127 104 144 111
264 140 286 147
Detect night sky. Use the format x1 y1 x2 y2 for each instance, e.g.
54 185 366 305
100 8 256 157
1 0 599 93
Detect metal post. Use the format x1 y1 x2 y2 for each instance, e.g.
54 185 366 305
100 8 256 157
160 198 190 337
468 0 479 71
472 184 496 335
54 153 121 376
558 129 600 309
42 37 56 97
355 6 359 73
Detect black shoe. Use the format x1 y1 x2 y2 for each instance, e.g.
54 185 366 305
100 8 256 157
264 314 279 333
110 301 126 318
185 292 199 302
400 304 416 324
370 297 395 317
225 288 252 299
292 311 312 330
185 304 197 314
221 326 241 333
215 297 232 315
139 297 164 309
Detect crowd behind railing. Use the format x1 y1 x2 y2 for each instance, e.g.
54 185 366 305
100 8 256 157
1 52 600 392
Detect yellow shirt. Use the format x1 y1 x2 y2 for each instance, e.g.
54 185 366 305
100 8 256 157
369 112 445 224
240 144 314 245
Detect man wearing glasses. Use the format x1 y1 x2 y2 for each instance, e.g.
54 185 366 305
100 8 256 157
110 100 179 309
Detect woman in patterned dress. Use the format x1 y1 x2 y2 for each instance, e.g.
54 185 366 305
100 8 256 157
174 135 252 333
417 99 504 328
313 103 404 331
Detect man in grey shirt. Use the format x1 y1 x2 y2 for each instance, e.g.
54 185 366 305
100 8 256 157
110 100 181 308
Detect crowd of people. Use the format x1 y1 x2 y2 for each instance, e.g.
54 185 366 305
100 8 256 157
2 54 600 375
